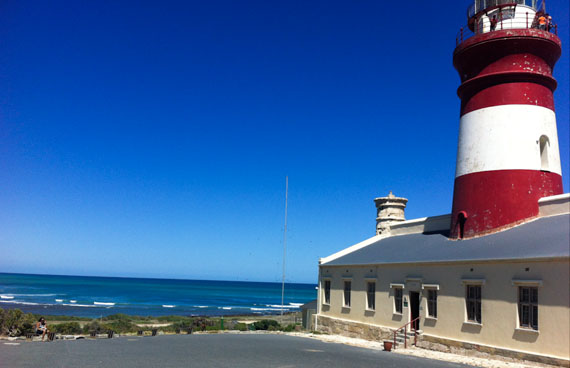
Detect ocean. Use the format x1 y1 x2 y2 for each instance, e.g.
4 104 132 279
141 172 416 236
0 273 317 318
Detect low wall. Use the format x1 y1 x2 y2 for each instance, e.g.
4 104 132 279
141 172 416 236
316 314 392 341
418 335 570 367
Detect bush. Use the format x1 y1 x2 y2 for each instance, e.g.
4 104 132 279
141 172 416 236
52 322 82 334
252 319 280 331
83 321 108 334
0 308 37 336
104 319 138 333
232 323 247 331
281 324 297 332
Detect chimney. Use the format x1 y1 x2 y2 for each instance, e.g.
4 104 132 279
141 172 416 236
374 191 408 235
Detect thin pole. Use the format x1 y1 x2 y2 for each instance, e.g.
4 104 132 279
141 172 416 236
281 176 288 317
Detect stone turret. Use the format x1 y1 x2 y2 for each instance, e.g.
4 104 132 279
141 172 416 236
374 191 408 235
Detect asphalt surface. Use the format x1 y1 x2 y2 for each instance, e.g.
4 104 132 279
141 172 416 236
1 333 475 368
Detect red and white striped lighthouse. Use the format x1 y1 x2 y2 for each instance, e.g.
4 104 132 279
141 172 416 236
450 1 563 239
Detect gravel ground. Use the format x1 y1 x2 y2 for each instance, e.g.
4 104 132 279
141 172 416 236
285 332 560 368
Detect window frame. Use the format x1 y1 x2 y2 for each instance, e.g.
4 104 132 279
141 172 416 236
322 279 331 305
366 281 376 311
343 280 351 308
465 284 482 324
394 287 403 314
518 286 538 330
427 289 438 318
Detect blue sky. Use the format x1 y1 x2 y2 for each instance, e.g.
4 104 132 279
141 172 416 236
0 1 568 283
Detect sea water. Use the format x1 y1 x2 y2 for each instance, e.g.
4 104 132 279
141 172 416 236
0 273 317 318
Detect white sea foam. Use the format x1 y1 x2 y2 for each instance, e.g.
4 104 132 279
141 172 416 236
288 302 303 307
10 293 59 297
194 305 208 308
162 305 175 308
93 302 115 306
0 300 41 306
63 303 97 308
0 295 14 300
221 307 232 310
267 304 296 309
70 300 77 303
55 299 64 302
250 307 284 311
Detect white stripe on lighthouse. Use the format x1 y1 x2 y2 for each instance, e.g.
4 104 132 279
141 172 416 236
455 104 561 178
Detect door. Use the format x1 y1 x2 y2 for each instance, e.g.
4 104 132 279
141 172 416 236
410 291 420 330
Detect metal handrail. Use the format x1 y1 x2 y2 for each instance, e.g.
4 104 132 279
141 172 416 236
456 12 557 46
392 316 420 349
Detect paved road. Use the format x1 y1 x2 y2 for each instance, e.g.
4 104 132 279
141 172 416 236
1 333 474 368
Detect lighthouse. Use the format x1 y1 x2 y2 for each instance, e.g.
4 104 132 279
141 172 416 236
450 0 563 239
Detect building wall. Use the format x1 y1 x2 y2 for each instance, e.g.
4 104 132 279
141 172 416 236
317 259 569 360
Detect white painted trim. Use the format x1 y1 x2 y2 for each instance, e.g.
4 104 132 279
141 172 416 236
461 278 486 285
511 279 543 287
320 214 451 265
463 321 483 327
320 234 385 265
390 283 405 289
422 284 440 290
456 105 562 177
515 327 540 334
538 193 570 217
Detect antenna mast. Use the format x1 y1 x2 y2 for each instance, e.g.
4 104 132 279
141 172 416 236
281 176 288 317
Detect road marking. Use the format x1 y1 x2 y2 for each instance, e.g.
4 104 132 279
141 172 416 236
303 349 323 353
4 343 20 346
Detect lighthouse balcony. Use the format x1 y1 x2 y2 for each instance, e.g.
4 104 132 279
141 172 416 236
456 0 557 46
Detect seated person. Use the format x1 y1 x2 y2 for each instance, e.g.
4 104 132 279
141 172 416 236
36 317 50 341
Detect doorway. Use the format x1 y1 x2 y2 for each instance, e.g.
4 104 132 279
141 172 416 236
410 291 420 330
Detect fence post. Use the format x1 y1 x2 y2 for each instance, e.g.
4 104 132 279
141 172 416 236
526 12 528 28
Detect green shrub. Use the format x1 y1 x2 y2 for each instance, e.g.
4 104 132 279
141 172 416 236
52 322 82 334
281 324 297 332
232 323 247 331
104 319 138 333
102 313 132 321
0 308 37 336
83 321 107 334
252 319 280 331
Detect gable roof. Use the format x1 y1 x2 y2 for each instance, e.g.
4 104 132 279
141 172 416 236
323 214 569 266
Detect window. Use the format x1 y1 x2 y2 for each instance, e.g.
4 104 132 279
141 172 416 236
539 135 550 171
466 285 482 323
366 282 375 310
343 281 351 307
519 287 538 330
427 289 437 318
394 287 403 313
323 280 331 305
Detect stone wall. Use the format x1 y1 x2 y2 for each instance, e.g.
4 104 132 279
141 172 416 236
418 335 570 367
316 314 392 341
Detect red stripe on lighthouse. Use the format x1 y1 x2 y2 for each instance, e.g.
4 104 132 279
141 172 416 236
461 82 555 116
450 170 563 239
